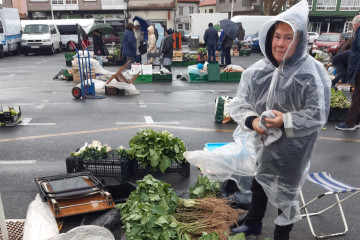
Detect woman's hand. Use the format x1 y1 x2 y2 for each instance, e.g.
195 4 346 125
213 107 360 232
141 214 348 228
264 110 283 128
252 117 266 135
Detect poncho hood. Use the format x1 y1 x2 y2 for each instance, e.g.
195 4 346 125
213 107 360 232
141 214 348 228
259 0 309 67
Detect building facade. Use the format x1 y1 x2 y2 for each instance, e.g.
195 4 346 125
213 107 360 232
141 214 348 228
307 0 360 34
26 0 126 32
176 0 199 31
199 0 216 13
216 0 259 18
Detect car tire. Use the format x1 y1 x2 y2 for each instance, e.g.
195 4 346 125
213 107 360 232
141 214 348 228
0 46 4 58
58 43 62 53
50 45 55 55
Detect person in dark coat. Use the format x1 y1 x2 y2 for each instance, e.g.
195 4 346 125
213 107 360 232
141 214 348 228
237 23 246 51
122 23 137 69
336 15 360 130
204 23 219 63
331 50 350 86
221 33 233 65
159 28 174 72
92 29 105 56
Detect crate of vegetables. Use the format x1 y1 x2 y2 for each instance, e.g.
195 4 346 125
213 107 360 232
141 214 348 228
221 66 243 82
328 88 350 121
126 129 190 177
66 141 131 182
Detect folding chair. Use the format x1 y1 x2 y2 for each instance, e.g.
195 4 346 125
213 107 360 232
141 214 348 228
300 172 360 239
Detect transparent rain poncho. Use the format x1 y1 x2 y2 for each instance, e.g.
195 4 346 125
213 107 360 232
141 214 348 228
229 0 331 226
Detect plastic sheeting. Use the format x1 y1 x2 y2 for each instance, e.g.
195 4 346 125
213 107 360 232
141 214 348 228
22 194 59 240
183 127 260 193
229 0 331 226
48 225 115 240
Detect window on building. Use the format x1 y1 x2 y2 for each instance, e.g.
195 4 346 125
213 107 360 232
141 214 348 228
307 0 313 10
178 24 183 30
185 23 189 30
52 0 64 4
66 0 77 4
179 6 183 15
189 6 194 14
316 0 337 11
209 9 213 13
340 0 360 11
205 9 207 13
0 21 3 34
219 0 225 3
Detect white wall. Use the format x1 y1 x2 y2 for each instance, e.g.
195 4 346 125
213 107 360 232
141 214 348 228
129 10 175 29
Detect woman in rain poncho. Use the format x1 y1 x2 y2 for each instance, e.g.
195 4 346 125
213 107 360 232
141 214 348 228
229 0 331 239
147 25 157 63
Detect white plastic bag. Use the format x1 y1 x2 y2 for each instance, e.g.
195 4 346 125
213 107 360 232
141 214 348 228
183 127 259 192
23 194 59 240
47 225 115 240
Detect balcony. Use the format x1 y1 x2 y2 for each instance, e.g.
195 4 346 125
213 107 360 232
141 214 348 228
51 0 79 11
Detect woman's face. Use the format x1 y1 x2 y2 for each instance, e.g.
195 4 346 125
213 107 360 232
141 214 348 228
272 23 296 65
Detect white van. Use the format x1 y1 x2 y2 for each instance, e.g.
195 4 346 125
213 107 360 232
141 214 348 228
230 15 274 36
21 23 61 55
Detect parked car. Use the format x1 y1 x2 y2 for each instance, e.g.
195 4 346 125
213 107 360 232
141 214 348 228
310 33 345 56
245 31 260 52
103 33 120 44
341 31 353 42
307 32 319 44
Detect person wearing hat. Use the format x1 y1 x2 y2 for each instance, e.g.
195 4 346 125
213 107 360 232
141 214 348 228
159 28 174 72
133 20 144 63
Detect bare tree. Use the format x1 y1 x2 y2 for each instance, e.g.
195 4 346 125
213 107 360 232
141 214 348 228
262 0 300 16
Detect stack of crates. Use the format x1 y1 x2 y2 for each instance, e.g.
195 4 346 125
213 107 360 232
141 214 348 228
172 51 183 62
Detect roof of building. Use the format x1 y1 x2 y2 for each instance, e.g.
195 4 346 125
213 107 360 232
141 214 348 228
199 0 216 7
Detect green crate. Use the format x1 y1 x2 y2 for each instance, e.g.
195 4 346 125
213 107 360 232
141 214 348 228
134 75 153 83
153 74 172 82
227 72 242 82
220 72 228 81
64 52 76 61
189 73 208 82
240 49 251 56
207 63 220 82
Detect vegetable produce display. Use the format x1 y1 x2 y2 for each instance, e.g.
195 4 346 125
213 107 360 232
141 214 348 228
189 175 220 199
330 88 351 109
118 175 242 240
198 48 207 54
126 129 187 173
70 140 112 160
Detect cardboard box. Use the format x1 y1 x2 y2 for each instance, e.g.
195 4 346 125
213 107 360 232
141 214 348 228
142 64 153 75
73 70 95 83
131 64 142 75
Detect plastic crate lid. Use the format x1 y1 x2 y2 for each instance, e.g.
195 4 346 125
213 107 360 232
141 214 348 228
204 142 230 151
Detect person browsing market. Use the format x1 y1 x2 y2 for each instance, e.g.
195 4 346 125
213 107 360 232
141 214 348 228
229 1 331 239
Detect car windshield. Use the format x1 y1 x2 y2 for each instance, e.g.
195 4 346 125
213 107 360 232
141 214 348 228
24 24 49 34
317 34 339 42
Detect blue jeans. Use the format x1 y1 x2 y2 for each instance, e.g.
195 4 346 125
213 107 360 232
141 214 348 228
207 45 216 63
135 55 142 64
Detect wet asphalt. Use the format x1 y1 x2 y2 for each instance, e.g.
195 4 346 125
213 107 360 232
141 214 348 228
0 49 359 239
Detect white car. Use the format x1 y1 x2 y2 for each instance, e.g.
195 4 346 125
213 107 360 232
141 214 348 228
307 32 319 44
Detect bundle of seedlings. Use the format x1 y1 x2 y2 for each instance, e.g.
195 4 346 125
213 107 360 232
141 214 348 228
118 175 243 240
174 198 243 240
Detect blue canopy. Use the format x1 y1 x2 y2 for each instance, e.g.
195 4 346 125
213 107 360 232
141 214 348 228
133 16 151 41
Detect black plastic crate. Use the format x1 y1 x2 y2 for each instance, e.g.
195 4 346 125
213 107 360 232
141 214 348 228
66 151 131 182
130 160 190 178
328 108 348 121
